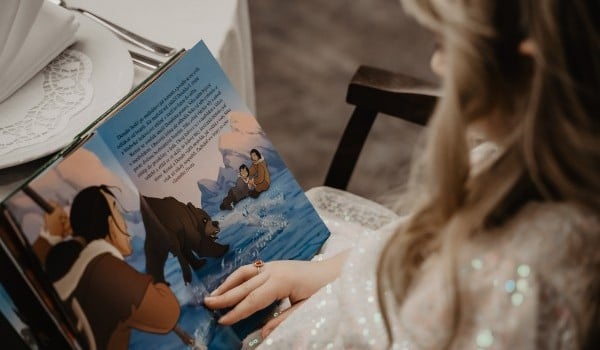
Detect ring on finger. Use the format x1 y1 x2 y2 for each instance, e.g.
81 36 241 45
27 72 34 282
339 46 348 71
254 259 264 275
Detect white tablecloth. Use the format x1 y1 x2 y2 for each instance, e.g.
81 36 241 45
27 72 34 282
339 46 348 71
0 0 255 200
70 0 255 111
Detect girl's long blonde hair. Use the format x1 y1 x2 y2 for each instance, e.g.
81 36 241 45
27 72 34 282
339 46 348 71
377 0 600 347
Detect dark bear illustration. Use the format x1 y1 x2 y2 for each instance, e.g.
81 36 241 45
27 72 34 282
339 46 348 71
140 195 229 284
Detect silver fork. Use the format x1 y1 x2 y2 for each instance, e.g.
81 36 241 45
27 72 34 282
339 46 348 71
49 0 177 57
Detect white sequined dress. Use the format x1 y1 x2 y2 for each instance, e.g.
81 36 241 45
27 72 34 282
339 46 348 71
247 186 599 349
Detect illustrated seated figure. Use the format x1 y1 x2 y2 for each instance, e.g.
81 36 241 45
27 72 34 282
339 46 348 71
248 148 270 198
31 202 71 265
44 185 181 350
221 164 254 210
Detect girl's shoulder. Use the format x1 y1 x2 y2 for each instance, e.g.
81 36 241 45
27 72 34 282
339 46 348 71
458 202 599 348
467 201 599 302
509 201 599 248
454 202 600 349
463 201 598 296
476 201 599 263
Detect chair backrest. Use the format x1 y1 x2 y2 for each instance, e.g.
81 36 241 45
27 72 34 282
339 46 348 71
324 65 439 190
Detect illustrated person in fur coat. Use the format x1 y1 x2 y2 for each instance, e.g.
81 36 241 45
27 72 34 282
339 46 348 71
248 148 270 197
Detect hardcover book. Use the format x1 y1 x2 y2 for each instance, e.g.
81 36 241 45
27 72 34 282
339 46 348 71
0 41 330 349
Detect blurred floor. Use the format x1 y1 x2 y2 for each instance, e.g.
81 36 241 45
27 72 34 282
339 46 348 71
249 0 436 202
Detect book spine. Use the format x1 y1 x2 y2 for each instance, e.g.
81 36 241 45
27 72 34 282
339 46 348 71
0 210 83 349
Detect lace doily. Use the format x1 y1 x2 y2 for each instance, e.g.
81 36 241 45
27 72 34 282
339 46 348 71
0 49 93 155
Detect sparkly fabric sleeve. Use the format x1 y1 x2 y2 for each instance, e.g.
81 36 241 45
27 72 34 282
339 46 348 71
249 188 598 350
256 220 400 349
450 203 600 350
451 255 540 349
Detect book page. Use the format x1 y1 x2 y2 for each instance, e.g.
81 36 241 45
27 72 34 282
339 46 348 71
1 41 330 349
96 43 245 206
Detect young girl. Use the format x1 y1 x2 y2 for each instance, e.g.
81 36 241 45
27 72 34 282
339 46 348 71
205 0 600 348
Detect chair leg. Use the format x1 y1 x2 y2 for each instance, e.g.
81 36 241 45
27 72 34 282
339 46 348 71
324 107 378 190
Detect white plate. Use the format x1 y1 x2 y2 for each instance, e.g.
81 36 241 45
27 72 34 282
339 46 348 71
0 12 134 169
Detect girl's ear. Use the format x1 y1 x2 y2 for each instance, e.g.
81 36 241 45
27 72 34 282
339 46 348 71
519 38 536 57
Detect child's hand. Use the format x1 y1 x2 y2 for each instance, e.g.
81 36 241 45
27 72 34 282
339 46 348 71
204 260 320 325
204 252 348 327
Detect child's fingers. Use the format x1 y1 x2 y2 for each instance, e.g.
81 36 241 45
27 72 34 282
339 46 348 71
204 270 268 310
209 264 257 297
217 277 278 325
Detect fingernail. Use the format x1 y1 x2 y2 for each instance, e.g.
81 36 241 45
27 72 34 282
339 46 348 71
209 289 218 297
217 316 227 324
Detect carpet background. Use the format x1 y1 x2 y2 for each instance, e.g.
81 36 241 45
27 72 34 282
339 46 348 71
249 0 438 202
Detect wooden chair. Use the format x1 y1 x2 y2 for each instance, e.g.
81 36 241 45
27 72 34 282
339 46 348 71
324 65 440 190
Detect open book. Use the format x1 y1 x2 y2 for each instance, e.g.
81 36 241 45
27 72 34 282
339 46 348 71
0 41 330 349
